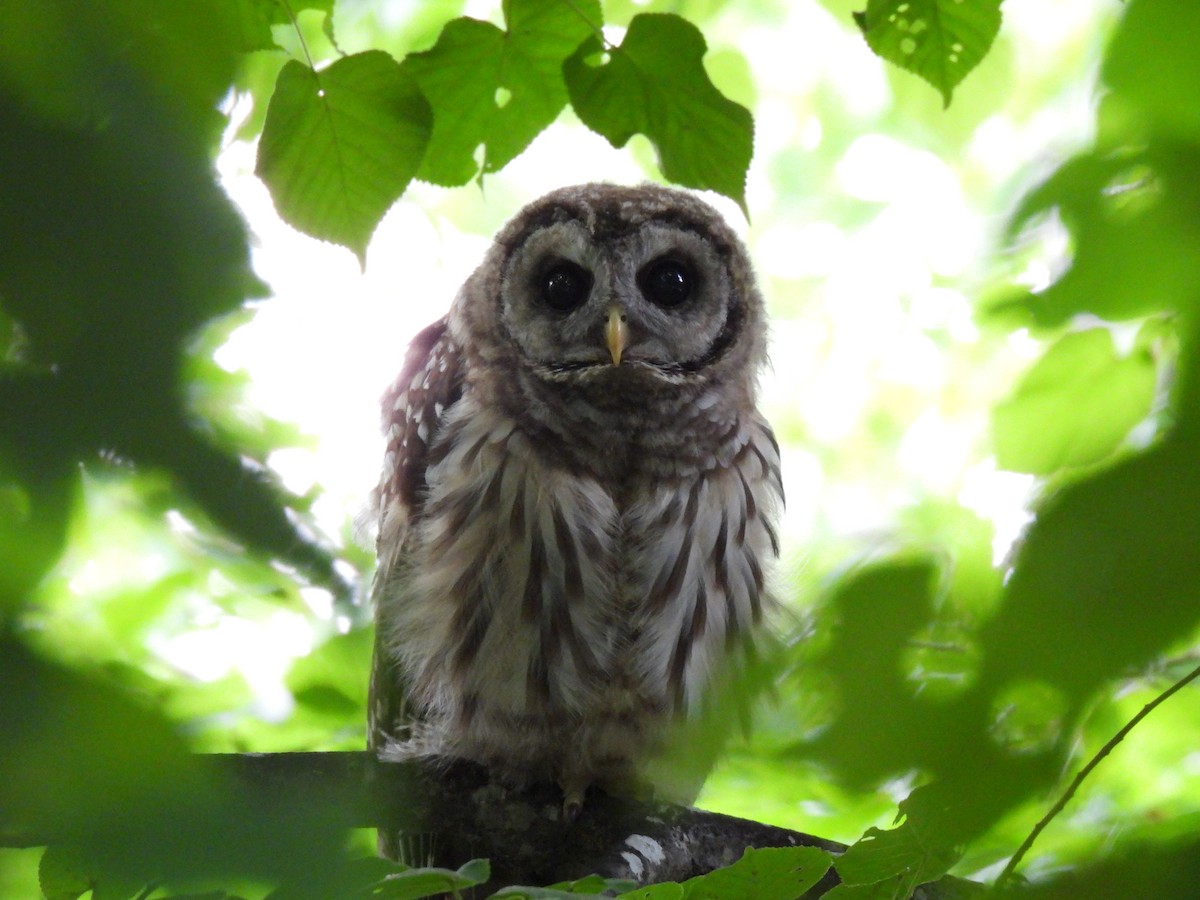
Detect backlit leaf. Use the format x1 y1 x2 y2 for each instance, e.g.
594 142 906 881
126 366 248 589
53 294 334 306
564 13 754 213
256 51 432 263
403 0 602 185
853 0 1001 107
992 329 1157 475
1008 148 1200 326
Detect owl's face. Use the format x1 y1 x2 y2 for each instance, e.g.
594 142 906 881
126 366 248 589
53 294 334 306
464 184 764 395
500 217 736 376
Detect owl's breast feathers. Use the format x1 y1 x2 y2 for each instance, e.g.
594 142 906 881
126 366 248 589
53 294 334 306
370 317 783 782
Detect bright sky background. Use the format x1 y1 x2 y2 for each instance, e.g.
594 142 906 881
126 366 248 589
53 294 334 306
197 0 1112 710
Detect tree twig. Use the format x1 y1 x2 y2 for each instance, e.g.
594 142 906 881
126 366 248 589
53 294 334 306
996 660 1200 888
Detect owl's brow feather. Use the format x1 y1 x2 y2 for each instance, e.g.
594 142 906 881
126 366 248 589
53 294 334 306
499 195 738 262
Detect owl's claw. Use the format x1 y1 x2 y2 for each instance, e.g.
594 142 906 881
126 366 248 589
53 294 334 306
560 781 586 822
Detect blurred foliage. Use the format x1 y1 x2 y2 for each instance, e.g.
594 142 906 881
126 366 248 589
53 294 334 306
3 0 1200 898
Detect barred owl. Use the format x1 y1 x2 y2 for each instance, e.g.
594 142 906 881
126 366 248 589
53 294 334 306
367 183 782 823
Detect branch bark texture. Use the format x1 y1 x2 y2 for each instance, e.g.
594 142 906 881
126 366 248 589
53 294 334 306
210 751 977 897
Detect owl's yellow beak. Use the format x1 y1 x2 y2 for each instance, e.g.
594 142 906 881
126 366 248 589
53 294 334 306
606 306 629 365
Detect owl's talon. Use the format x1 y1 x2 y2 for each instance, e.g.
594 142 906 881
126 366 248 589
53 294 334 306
561 783 586 822
563 798 583 823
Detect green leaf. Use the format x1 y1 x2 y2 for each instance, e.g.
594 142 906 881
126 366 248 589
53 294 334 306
1104 0 1200 141
38 846 93 900
231 0 279 52
808 560 943 786
835 824 959 895
267 856 487 900
403 0 602 186
992 329 1157 475
0 0 241 138
493 874 638 897
0 0 342 599
564 13 754 213
286 628 372 712
549 875 637 894
616 885 684 900
1007 148 1200 326
491 889 607 899
3 640 347 890
256 51 432 264
680 846 833 899
0 461 76 609
364 859 489 899
980 437 1200 700
40 852 143 900
853 0 1001 107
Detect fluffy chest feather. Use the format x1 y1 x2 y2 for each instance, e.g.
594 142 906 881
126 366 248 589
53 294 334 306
375 392 782 775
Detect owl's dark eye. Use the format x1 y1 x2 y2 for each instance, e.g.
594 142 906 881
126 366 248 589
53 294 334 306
638 258 693 308
540 260 593 312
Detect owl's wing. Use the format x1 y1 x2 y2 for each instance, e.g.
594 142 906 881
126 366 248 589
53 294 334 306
368 316 466 752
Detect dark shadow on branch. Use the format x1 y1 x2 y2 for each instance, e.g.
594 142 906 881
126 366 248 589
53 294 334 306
209 751 979 897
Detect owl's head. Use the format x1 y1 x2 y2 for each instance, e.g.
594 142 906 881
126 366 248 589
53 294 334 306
454 183 767 408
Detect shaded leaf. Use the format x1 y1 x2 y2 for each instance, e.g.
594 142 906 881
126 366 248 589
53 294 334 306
546 875 637 894
0 459 76 611
853 0 1001 106
992 836 1200 899
835 822 959 895
807 559 943 786
0 1 241 139
403 0 602 185
231 0 279 52
495 874 640 897
366 858 489 899
257 51 432 263
979 438 1200 702
564 13 753 212
492 888 608 899
992 328 1157 475
1007 147 1200 326
1 640 347 889
1104 0 1200 141
0 0 346 613
37 846 93 900
616 885 684 900
680 846 833 899
286 628 372 712
146 423 347 600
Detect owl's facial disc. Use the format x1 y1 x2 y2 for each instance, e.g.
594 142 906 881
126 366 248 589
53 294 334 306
500 219 734 380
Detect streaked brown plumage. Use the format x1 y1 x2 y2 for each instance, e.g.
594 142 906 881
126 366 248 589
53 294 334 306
367 183 782 823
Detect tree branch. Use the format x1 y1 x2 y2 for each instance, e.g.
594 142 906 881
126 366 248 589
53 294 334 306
0 751 977 896
208 751 977 897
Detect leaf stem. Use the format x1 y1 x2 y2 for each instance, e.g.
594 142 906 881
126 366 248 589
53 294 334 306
995 660 1200 888
279 0 319 72
558 0 611 48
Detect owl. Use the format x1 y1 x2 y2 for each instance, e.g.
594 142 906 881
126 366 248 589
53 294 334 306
367 183 783 824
